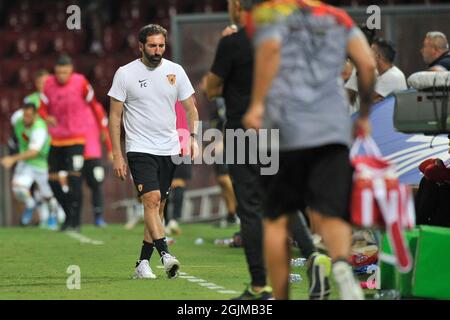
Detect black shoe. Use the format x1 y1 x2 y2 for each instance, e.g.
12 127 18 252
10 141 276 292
307 253 331 300
226 214 237 225
231 286 273 300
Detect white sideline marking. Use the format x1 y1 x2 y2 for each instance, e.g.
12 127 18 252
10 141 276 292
187 278 207 283
218 290 239 294
157 266 236 296
65 231 104 245
199 283 218 287
179 275 196 279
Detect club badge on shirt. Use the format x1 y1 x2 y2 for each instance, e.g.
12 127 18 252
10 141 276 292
138 184 143 192
167 74 176 85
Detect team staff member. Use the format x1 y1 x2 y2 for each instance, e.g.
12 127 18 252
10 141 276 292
108 24 199 279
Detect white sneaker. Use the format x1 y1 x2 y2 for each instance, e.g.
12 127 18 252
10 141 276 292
161 252 180 279
167 219 181 235
332 261 365 300
133 260 156 279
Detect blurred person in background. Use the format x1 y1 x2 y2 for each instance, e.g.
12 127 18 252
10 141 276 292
38 55 106 232
82 100 113 227
1 103 58 229
421 31 450 71
370 37 407 103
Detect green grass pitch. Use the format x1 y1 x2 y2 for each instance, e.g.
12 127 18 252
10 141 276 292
0 223 346 300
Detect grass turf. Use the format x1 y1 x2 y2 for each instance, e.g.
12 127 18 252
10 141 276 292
0 223 346 300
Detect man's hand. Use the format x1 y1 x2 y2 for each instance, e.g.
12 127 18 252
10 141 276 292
190 137 200 161
222 24 238 37
46 116 57 127
243 102 264 130
1 156 16 169
353 116 371 138
113 155 127 181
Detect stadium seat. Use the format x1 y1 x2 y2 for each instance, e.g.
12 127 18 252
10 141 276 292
92 58 120 84
103 26 126 53
42 1 74 31
5 9 35 31
0 59 23 86
15 32 52 59
52 31 86 55
119 0 149 28
0 32 20 57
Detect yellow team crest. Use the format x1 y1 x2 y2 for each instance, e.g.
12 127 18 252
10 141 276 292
138 184 143 192
167 74 176 85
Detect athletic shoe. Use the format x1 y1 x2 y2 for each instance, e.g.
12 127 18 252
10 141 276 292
226 214 238 225
21 208 34 226
161 252 180 279
133 260 156 279
167 219 181 235
231 286 273 300
332 260 365 300
95 217 107 228
47 216 58 231
307 253 331 300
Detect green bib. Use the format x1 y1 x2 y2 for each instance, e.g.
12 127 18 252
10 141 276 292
24 92 41 109
14 117 51 169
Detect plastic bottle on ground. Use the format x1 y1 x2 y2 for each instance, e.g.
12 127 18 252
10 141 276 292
289 273 303 283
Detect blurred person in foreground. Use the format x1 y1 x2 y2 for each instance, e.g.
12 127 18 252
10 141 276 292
243 0 376 300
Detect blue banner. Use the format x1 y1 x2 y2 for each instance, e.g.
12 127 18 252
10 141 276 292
353 96 449 184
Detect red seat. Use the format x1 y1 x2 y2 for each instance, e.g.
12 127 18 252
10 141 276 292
103 26 126 53
119 0 149 28
0 32 20 57
6 9 35 31
42 1 74 31
92 58 121 85
15 32 52 59
0 59 23 86
52 31 86 55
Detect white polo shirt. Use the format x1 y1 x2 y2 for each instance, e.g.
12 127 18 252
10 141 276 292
375 65 407 98
108 58 195 155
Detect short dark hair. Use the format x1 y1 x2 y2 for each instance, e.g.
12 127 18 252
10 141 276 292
138 24 167 44
56 54 73 66
373 38 396 63
22 102 37 112
34 69 49 80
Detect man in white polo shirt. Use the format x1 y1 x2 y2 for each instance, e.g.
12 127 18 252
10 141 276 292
108 24 199 279
371 38 407 103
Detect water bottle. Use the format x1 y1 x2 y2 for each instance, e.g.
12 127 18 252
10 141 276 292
290 258 307 267
289 273 303 283
373 289 401 300
214 238 232 246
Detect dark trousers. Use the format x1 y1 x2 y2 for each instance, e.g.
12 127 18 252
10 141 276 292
82 159 105 220
228 161 266 287
415 177 450 227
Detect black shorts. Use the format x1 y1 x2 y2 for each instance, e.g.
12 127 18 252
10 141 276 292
173 160 192 180
82 158 105 186
48 144 85 173
127 152 176 199
261 144 352 221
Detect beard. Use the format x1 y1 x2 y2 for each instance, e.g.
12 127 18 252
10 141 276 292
144 50 162 68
